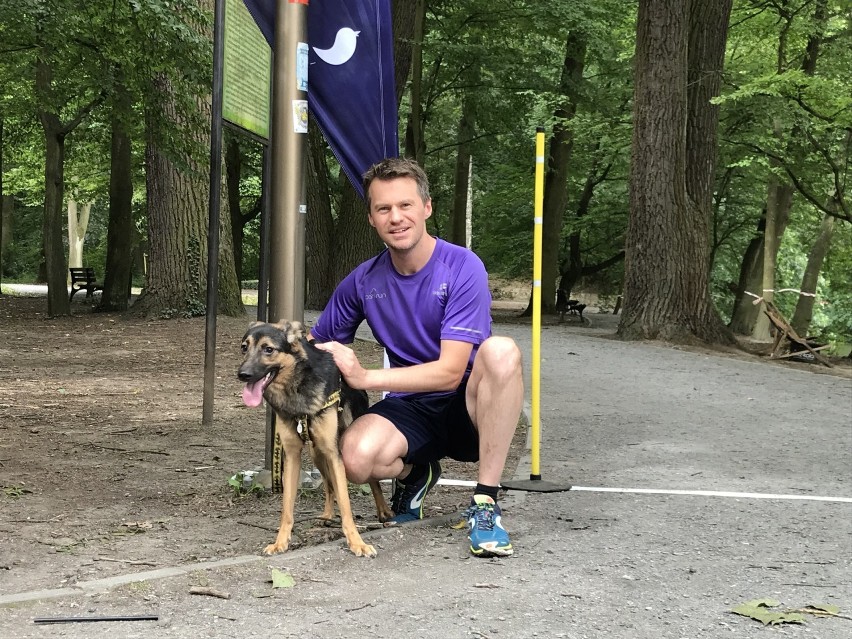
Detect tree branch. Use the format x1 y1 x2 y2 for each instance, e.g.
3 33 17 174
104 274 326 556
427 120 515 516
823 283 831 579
60 91 106 137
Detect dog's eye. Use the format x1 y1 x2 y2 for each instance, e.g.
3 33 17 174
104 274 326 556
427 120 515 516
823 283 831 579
241 343 248 353
263 345 275 355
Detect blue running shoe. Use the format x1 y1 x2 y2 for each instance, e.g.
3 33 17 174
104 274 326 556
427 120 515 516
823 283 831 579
389 460 441 524
466 495 513 557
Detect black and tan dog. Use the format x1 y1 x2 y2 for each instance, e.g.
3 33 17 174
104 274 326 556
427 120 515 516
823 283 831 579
238 320 392 557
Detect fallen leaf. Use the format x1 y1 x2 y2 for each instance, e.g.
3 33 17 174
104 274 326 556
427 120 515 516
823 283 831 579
270 568 295 589
732 600 806 626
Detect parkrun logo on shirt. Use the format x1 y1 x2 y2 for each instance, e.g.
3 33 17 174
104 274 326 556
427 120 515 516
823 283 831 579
432 282 448 302
365 288 387 301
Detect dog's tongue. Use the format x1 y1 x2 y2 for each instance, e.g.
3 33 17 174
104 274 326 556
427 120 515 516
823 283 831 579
242 378 266 408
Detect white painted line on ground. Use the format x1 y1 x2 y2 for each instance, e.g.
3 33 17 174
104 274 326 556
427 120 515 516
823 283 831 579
437 478 852 503
569 486 852 503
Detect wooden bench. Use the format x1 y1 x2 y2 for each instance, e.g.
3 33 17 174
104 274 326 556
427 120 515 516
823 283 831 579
763 300 832 368
69 267 103 301
556 289 587 322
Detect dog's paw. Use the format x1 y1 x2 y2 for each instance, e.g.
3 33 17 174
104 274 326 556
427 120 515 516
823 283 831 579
350 542 377 558
263 541 289 555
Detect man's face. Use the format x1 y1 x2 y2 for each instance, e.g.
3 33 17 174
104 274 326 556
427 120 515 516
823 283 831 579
367 177 432 253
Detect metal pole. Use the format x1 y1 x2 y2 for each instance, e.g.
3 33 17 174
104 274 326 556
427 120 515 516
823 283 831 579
0 117 4 295
257 144 271 322
530 128 544 480
202 0 226 426
501 128 571 494
265 0 307 485
268 0 307 325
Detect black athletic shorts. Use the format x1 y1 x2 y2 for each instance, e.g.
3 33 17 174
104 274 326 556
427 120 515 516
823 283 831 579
365 381 479 466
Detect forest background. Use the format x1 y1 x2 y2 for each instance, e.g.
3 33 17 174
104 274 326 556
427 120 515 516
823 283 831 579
0 0 849 351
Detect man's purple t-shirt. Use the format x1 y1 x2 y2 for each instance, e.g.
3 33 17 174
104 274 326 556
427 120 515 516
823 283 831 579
311 238 492 398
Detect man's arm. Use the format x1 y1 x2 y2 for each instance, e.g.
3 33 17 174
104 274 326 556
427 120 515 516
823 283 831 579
315 339 473 393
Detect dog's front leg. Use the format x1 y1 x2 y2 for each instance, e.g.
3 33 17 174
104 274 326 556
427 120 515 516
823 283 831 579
264 417 303 555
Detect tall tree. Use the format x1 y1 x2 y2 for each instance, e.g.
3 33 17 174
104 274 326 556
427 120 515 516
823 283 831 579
131 1 243 318
100 77 134 311
725 0 844 335
619 0 732 343
135 77 242 318
449 65 478 247
539 32 586 313
791 210 835 334
36 56 104 317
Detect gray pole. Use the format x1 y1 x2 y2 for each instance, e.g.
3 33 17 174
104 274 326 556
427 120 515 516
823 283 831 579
201 0 226 426
265 0 307 478
268 0 307 325
256 143 271 322
0 117 4 295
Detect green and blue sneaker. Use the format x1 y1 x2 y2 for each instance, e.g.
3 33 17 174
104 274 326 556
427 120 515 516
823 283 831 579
389 460 442 524
466 495 513 557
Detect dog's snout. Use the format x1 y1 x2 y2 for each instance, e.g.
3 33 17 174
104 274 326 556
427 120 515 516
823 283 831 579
237 368 252 381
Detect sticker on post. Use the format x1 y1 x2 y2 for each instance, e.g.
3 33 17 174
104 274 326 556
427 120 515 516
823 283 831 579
297 43 308 92
292 100 308 133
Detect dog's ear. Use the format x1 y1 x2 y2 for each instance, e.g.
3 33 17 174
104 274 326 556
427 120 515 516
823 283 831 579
286 321 305 343
274 320 305 344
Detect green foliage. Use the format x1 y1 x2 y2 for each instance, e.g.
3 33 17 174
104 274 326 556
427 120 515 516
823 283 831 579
1 0 849 342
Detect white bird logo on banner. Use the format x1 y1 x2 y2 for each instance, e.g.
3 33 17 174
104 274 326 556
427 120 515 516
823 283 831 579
313 27 360 65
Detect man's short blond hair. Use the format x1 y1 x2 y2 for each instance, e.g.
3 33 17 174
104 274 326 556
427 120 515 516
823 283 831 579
362 157 430 208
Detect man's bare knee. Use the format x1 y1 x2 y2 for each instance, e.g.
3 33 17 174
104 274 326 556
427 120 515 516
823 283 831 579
478 336 522 377
340 431 373 483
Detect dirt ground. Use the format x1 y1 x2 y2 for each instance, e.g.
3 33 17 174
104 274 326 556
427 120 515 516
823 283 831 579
0 293 527 596
2 288 849 600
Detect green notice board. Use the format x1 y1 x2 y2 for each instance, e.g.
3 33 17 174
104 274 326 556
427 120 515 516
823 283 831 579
223 0 271 140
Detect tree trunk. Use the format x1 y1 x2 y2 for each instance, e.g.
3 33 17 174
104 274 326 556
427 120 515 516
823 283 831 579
38 57 71 317
331 179 384 288
791 212 835 335
728 212 765 334
539 33 586 316
404 0 426 162
134 75 243 318
225 136 241 281
100 81 135 312
557 159 623 298
683 0 733 340
450 75 477 247
741 0 826 338
619 0 732 344
392 0 417 106
305 120 336 309
1 195 13 257
66 199 90 272
752 174 794 339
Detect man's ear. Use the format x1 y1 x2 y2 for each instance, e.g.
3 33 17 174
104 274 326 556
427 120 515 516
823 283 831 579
424 198 433 220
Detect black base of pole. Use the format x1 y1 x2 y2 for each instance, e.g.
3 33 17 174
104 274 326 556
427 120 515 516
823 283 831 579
501 476 572 493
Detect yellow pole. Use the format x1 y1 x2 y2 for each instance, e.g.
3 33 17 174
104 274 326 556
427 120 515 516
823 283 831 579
531 128 545 480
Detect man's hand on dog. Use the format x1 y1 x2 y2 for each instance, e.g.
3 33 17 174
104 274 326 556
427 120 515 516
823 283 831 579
314 341 370 389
